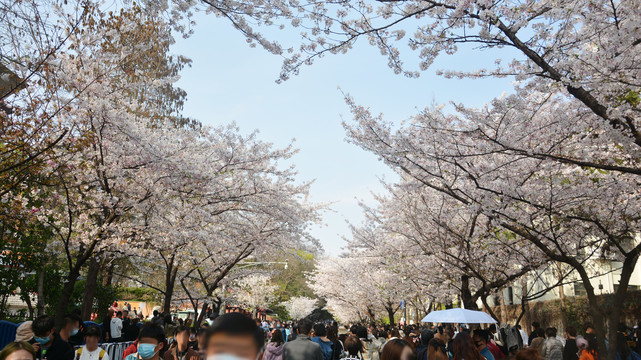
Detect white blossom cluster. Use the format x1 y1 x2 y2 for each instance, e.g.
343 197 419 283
281 296 317 320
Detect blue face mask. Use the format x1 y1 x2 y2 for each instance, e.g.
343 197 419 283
34 336 51 345
70 328 79 336
138 344 159 360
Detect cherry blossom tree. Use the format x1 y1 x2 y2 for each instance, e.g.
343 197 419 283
233 274 278 316
282 296 317 320
324 298 363 324
186 0 640 357
346 179 553 320
112 120 318 317
309 256 411 324
2 1 321 327
1 1 89 294
4 2 203 326
342 92 641 357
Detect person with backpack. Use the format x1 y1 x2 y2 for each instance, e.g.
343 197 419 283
75 326 109 360
311 324 334 360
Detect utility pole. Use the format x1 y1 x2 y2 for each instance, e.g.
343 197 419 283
404 303 408 325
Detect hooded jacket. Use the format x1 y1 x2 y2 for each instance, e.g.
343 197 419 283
264 342 285 360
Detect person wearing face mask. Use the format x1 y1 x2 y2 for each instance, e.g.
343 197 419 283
163 326 200 360
67 310 84 347
124 324 166 360
29 315 75 360
204 313 265 360
74 326 109 360
59 315 81 346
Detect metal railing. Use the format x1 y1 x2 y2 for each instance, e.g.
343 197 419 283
90 341 136 360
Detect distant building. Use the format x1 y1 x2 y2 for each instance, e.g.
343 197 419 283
483 237 641 307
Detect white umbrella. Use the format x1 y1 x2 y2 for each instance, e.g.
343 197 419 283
421 308 497 324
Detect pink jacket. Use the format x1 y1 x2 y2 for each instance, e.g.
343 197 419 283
263 342 284 360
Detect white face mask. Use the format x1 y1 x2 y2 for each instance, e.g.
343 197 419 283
206 356 246 360
206 353 261 360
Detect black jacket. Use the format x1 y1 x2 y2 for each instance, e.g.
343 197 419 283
30 334 74 360
416 345 428 360
563 339 579 360
124 322 140 342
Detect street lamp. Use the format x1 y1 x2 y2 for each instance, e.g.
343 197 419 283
236 260 289 270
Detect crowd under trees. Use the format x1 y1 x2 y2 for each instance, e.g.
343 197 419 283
2 2 640 360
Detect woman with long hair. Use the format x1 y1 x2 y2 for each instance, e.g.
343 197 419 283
403 327 419 351
452 332 484 360
381 339 414 360
426 338 449 360
263 329 285 360
327 326 344 360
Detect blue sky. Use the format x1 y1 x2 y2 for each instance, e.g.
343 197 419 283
172 12 516 255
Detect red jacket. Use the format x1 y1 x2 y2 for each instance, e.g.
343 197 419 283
123 342 138 360
488 342 505 360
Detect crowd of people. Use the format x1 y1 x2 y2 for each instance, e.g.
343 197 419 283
257 320 641 360
0 311 640 360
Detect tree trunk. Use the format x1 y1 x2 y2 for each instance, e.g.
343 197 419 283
102 263 114 286
386 304 395 326
54 270 80 328
480 293 500 322
366 306 376 322
81 257 100 321
24 294 34 319
499 295 507 324
604 252 639 360
574 264 608 360
521 278 531 330
195 303 209 328
162 265 178 314
210 297 222 316
461 275 479 310
0 295 8 319
36 270 45 316
556 263 568 331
